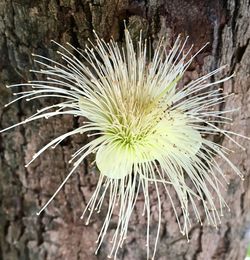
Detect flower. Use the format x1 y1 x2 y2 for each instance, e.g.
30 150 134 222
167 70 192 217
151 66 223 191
1 29 247 259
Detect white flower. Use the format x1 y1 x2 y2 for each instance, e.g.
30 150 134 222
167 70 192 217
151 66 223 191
1 29 247 259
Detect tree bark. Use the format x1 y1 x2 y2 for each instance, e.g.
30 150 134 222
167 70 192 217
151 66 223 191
0 0 249 259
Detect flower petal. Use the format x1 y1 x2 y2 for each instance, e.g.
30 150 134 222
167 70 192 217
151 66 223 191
155 112 202 157
96 142 134 179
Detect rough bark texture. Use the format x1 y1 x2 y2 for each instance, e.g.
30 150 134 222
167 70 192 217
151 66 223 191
0 0 249 259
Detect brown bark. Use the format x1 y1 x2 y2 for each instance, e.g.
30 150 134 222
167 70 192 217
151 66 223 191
0 0 249 259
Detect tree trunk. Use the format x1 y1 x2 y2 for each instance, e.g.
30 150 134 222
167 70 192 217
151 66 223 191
0 0 249 259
